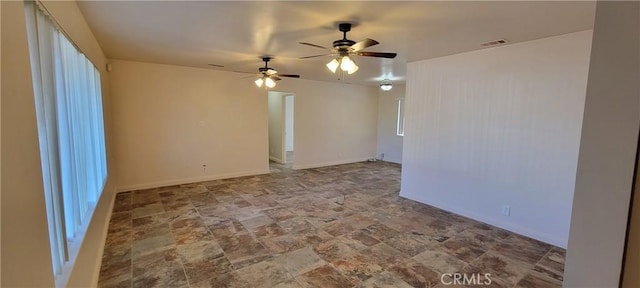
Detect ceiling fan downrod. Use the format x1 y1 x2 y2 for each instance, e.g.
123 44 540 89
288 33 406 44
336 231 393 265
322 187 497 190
334 23 356 48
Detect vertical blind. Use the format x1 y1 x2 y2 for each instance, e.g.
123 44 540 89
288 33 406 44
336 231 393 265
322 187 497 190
25 1 107 276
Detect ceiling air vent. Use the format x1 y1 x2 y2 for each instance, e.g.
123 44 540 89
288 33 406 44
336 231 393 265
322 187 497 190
208 64 224 67
480 39 509 47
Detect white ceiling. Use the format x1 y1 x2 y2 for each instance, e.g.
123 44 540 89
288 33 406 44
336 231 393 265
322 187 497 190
77 1 596 86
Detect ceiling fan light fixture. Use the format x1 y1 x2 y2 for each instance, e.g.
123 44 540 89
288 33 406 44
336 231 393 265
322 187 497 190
265 77 276 88
340 56 355 71
347 62 359 74
255 78 264 87
380 79 393 91
326 58 340 73
300 22 396 76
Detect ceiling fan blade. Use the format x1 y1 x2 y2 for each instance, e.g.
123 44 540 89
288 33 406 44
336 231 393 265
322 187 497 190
299 54 331 59
277 74 301 78
266 69 278 75
271 76 282 81
350 38 379 52
299 42 331 50
356 51 397 59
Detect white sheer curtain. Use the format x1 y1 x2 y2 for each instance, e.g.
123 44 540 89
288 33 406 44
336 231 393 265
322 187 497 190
25 1 107 277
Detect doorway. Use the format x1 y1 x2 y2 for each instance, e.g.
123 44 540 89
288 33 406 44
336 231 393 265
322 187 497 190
267 91 294 168
284 95 294 164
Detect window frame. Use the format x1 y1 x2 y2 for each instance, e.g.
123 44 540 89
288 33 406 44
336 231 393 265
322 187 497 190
25 1 108 285
397 97 405 136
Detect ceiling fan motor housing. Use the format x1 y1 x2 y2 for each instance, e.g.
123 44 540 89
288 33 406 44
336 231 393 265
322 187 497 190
259 57 274 74
334 23 355 49
333 39 356 49
298 22 396 60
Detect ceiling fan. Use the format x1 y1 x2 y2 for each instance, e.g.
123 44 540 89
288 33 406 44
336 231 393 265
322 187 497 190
299 23 397 74
240 57 300 88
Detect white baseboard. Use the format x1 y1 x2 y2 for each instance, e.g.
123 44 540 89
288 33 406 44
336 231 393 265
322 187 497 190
116 169 271 192
292 157 371 170
383 159 402 164
399 190 567 248
269 156 285 164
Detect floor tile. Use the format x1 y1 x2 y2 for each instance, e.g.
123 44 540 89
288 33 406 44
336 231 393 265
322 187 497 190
264 207 298 221
515 272 563 288
104 229 132 249
323 221 357 237
271 279 304 288
344 229 380 247
442 230 497 263
384 233 431 257
413 249 467 274
208 218 248 238
253 222 288 238
360 271 413 288
176 240 224 262
131 234 175 259
162 196 194 212
492 234 552 265
99 256 131 288
182 255 233 284
214 233 270 267
330 252 383 281
131 248 187 288
362 223 399 242
233 259 292 288
240 214 274 229
99 162 566 288
362 242 411 269
297 264 358 288
533 247 566 281
275 246 326 276
132 202 165 219
203 272 251 288
173 227 213 245
388 258 441 288
464 251 532 287
313 238 360 263
467 222 512 240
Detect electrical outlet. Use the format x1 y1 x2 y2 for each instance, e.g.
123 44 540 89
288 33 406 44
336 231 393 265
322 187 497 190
502 205 511 216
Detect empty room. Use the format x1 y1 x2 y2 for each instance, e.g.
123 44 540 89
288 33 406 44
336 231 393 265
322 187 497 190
2 1 639 288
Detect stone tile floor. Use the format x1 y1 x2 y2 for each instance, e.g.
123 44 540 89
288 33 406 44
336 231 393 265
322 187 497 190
99 161 565 288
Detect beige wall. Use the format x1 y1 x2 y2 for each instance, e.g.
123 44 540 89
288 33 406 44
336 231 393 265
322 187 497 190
110 60 270 191
110 60 379 189
376 85 405 164
401 31 592 248
1 0 116 286
564 2 640 286
268 91 286 163
274 79 379 170
1 2 55 286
